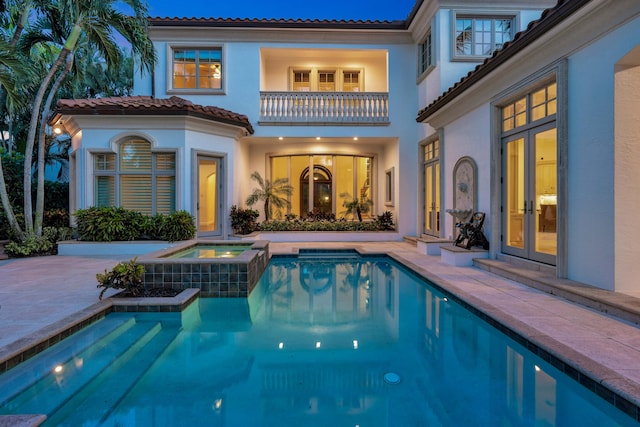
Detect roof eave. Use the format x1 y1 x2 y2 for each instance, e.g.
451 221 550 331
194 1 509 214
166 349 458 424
55 107 254 135
148 17 408 31
416 0 593 123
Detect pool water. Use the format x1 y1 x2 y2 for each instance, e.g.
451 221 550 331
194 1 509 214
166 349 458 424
165 244 252 258
0 255 636 426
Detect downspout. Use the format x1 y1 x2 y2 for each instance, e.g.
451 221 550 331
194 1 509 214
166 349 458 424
151 66 155 98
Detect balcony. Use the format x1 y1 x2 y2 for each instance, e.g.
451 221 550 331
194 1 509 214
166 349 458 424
259 91 389 125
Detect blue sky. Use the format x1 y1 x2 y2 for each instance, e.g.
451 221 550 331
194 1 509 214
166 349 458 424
147 0 418 21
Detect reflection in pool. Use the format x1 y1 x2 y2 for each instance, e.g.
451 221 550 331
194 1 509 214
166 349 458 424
0 253 635 426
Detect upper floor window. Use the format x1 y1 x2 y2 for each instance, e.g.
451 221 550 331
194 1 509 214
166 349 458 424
318 71 336 91
343 71 360 92
94 140 176 215
293 70 311 92
172 47 223 91
419 31 433 75
454 13 514 59
290 67 363 92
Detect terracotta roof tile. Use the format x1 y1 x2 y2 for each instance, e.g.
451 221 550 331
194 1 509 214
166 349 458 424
56 96 254 134
148 17 407 30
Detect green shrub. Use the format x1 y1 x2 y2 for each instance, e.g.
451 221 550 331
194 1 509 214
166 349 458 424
5 234 54 257
0 150 25 209
43 208 70 228
42 182 69 210
159 211 196 242
43 226 76 243
230 205 259 235
0 210 10 240
96 258 145 300
257 219 385 232
375 211 395 231
4 226 76 257
75 207 147 241
75 207 195 242
0 151 70 239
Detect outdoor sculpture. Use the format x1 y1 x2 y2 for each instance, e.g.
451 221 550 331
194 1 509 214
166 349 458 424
454 212 490 250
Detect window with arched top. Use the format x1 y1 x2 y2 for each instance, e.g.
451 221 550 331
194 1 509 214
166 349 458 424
93 139 176 215
270 154 372 219
301 165 332 216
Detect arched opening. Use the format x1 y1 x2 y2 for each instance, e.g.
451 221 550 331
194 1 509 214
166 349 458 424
614 45 640 293
300 165 332 217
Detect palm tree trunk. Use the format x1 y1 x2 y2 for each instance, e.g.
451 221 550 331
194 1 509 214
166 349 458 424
22 24 79 235
10 2 31 47
34 54 74 234
0 154 24 240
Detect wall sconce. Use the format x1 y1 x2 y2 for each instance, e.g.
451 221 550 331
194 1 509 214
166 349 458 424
52 121 65 135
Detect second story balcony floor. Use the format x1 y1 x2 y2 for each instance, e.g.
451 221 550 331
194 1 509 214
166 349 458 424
258 48 389 126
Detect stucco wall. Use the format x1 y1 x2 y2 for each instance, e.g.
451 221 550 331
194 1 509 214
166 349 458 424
442 105 492 240
135 39 418 237
615 62 640 294
566 16 640 290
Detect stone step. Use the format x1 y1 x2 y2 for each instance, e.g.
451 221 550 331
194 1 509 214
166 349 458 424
402 235 418 246
440 245 488 266
416 235 454 256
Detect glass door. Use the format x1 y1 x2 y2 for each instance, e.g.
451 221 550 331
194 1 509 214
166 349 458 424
502 125 557 264
197 156 222 236
423 140 440 236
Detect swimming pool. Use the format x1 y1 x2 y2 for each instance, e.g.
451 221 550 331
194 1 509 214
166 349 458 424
0 253 636 426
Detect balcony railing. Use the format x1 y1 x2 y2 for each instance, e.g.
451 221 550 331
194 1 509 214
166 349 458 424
259 91 389 125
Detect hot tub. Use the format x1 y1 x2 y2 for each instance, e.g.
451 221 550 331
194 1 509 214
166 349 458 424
137 240 270 297
164 244 254 259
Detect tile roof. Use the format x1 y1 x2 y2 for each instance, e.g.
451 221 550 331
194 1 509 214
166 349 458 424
416 0 592 123
55 96 254 134
148 17 407 30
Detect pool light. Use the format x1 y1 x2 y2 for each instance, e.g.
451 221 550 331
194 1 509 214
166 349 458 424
353 340 358 349
315 341 321 349
383 372 401 384
278 342 284 349
53 365 63 374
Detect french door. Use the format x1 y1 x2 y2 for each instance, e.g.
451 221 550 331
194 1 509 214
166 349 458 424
423 140 440 236
197 156 223 237
502 124 557 265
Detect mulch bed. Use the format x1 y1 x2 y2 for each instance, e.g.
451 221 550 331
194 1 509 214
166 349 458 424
112 288 183 298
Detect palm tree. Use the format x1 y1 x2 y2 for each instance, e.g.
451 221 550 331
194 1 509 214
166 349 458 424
245 171 293 221
3 0 156 238
0 18 31 240
339 191 373 222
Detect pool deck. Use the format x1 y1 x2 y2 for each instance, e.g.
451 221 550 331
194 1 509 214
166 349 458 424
2 241 640 421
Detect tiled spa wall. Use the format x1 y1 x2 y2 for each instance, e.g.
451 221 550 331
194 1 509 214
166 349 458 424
138 241 270 297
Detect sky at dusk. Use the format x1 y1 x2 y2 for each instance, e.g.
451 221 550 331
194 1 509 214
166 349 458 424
147 0 418 21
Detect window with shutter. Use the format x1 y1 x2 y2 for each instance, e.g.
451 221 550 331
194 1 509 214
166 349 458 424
92 140 176 215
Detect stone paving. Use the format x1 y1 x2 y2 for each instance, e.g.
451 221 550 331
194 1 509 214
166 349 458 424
1 241 640 412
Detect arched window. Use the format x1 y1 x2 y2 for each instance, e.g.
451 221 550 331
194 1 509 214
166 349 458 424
94 139 176 215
